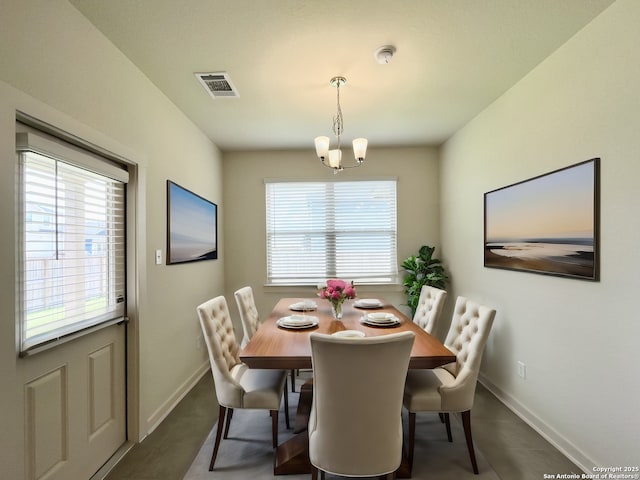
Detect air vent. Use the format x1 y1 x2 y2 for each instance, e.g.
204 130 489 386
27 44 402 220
195 72 239 99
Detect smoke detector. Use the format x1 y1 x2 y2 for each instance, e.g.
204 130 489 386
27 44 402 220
374 45 396 64
195 72 239 98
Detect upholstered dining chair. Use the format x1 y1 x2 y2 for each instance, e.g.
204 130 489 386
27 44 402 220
412 285 447 335
234 285 297 392
197 296 290 471
308 331 415 480
234 286 261 348
403 296 496 474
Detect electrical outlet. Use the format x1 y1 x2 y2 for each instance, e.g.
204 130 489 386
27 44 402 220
517 361 526 379
155 249 162 265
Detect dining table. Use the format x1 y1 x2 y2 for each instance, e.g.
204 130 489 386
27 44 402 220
239 297 456 478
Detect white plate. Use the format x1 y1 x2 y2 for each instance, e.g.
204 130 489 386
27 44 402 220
332 330 365 338
277 315 319 329
367 312 396 321
360 313 400 327
289 301 318 311
354 298 383 309
361 318 400 327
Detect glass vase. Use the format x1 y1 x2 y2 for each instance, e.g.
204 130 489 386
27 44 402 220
331 302 343 320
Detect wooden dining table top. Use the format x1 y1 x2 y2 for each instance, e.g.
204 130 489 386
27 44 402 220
239 297 456 370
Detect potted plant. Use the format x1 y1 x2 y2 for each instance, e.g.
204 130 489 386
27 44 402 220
401 245 449 316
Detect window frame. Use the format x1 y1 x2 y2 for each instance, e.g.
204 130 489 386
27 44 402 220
265 179 398 286
16 124 128 356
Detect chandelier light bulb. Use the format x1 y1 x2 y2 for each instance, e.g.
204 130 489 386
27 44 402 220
314 136 330 159
352 138 368 162
328 149 342 169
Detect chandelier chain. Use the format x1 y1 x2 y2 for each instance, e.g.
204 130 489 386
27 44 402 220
332 81 344 148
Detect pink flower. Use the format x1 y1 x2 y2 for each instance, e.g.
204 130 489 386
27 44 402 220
344 285 356 298
326 279 347 290
317 279 357 305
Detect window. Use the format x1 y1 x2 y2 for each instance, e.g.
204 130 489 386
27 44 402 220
265 180 397 285
16 125 128 354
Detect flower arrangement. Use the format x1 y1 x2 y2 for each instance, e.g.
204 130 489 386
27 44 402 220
318 279 356 319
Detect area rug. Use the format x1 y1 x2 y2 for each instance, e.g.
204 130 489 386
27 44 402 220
184 375 499 480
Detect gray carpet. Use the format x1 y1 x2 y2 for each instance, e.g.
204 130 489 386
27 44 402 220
184 376 499 480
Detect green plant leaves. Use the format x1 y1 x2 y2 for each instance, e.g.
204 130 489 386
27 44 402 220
401 245 449 315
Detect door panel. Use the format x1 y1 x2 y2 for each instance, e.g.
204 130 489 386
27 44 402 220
89 344 115 436
21 324 126 480
25 366 68 480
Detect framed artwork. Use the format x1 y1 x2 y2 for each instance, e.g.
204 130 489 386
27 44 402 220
484 158 600 280
166 180 218 264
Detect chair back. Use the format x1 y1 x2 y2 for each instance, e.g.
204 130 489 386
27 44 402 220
440 296 496 411
308 331 415 477
412 285 447 334
234 286 260 348
197 296 244 407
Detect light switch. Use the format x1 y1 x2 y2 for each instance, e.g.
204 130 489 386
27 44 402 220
155 249 162 265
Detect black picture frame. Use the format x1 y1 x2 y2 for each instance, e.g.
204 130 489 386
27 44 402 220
484 158 600 280
166 180 218 265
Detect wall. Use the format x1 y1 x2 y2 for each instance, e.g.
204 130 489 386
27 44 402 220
440 0 639 469
0 1 222 476
222 147 441 328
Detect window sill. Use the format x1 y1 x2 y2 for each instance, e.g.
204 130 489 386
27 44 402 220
263 282 404 294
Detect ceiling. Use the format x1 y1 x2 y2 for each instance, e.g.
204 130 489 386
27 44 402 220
68 0 615 152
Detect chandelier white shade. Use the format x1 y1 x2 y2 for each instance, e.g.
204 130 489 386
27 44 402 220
314 76 367 173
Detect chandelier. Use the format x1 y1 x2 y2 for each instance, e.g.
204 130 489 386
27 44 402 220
314 76 367 174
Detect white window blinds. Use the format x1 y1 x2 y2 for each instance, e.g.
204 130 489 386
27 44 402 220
265 180 398 285
16 127 127 354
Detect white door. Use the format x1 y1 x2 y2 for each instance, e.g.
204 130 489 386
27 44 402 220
16 123 129 480
19 325 126 480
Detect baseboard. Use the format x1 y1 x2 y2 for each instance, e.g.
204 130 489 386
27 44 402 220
90 441 135 480
144 361 210 437
478 373 592 474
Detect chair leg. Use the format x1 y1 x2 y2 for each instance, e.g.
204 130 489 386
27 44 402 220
461 410 479 474
270 410 279 448
443 412 452 442
408 411 416 472
439 412 445 423
283 384 290 429
291 369 296 392
311 465 324 480
223 407 233 439
209 405 227 471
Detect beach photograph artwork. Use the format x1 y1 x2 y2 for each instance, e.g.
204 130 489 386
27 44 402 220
484 159 599 280
167 181 218 264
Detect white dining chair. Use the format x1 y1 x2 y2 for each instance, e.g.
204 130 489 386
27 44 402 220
197 295 290 471
403 296 496 474
412 285 447 335
234 286 261 348
234 285 297 392
308 331 415 480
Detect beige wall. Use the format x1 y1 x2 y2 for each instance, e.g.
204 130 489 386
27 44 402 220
222 147 441 329
0 2 222 477
440 0 639 469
